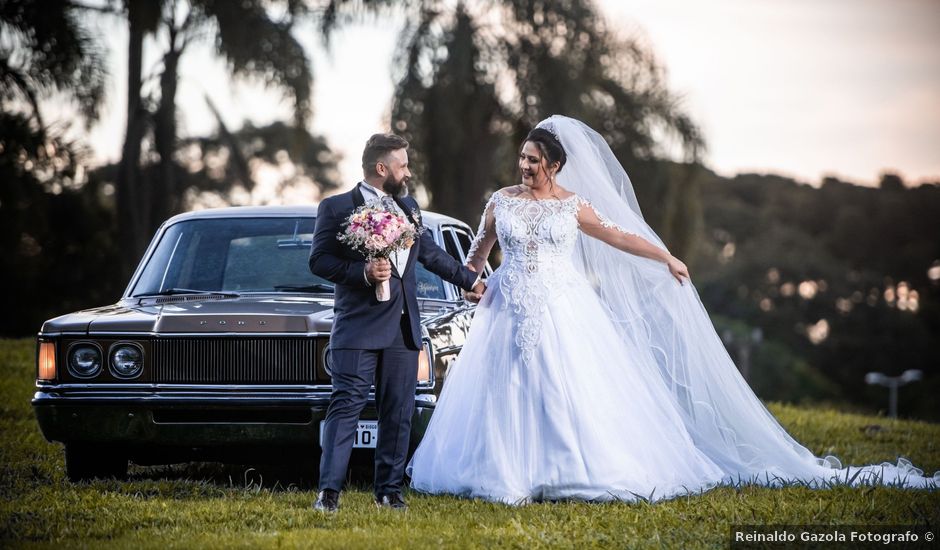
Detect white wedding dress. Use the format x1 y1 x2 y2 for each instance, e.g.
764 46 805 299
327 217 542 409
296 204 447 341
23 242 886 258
408 192 726 503
406 116 937 504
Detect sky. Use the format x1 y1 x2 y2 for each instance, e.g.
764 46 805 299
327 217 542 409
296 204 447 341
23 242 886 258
605 0 940 186
68 0 940 194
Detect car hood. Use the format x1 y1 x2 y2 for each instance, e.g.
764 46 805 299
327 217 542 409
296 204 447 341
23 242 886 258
40 295 337 335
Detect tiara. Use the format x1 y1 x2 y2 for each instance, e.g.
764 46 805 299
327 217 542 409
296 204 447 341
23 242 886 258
538 122 561 142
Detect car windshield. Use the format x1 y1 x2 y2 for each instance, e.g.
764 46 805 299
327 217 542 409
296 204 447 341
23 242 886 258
130 217 448 299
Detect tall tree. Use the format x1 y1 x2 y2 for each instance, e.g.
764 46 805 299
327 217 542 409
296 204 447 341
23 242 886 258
115 0 160 275
111 0 319 274
323 0 705 258
1 0 120 334
0 0 106 129
178 119 342 205
391 5 503 224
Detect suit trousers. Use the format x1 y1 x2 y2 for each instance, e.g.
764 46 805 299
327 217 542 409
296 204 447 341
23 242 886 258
318 313 420 495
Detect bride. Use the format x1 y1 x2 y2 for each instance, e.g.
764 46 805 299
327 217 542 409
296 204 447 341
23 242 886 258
406 115 937 504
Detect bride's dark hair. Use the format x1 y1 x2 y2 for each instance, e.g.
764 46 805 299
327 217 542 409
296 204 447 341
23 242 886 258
524 127 567 173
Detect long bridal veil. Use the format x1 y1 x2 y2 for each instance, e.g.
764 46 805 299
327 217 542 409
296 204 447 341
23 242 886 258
537 115 937 488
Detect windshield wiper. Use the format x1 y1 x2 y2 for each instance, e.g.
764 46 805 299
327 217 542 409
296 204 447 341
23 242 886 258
132 288 241 298
272 284 334 293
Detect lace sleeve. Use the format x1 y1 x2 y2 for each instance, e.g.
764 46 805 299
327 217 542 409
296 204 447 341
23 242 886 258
466 193 499 273
575 195 641 239
575 195 675 263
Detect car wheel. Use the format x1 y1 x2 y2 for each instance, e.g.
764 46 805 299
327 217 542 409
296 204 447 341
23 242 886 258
65 443 128 481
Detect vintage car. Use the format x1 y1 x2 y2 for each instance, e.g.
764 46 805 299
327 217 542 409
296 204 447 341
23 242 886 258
32 205 488 480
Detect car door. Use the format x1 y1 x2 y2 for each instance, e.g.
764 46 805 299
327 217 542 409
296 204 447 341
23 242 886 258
419 224 492 394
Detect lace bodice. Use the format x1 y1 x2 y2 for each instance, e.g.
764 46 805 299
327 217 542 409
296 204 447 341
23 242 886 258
495 193 582 275
466 192 636 366
494 194 581 366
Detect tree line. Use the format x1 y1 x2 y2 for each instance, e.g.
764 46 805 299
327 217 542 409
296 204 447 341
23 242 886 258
2 0 937 418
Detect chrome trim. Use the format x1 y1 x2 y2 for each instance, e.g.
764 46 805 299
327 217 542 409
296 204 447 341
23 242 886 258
433 344 462 356
41 331 330 338
434 227 461 302
446 225 492 275
65 341 103 379
418 297 462 307
417 338 435 388
36 382 335 391
32 391 335 403
108 341 145 380
420 303 473 326
158 231 184 291
123 219 168 298
438 223 493 300
441 225 470 264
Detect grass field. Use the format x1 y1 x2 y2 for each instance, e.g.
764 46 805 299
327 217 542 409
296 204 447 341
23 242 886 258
1 338 938 548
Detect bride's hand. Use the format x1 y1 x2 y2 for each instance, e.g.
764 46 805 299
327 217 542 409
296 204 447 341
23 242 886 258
464 263 485 303
667 256 690 285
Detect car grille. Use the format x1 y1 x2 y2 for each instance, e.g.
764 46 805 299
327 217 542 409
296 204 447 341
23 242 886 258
152 337 320 383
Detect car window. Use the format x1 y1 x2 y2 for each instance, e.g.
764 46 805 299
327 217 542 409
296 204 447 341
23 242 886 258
131 218 334 295
421 225 492 299
415 264 446 300
442 228 465 263
131 216 459 300
449 225 493 275
224 233 318 291
404 227 446 300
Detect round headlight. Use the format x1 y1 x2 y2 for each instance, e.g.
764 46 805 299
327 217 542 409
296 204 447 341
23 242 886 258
109 344 143 378
68 344 102 378
322 346 333 377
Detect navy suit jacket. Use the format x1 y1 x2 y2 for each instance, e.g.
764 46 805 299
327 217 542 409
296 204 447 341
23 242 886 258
309 185 478 350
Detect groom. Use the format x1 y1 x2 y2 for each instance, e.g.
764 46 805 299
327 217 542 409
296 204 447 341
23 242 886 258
309 133 485 512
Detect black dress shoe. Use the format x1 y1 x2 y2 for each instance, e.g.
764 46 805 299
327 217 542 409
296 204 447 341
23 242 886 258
375 492 408 510
314 489 339 512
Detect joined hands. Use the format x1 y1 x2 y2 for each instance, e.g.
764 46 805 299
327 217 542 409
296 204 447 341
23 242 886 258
463 265 487 303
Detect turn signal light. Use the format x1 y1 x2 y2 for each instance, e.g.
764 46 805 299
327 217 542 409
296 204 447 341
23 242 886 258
417 345 431 382
38 341 56 380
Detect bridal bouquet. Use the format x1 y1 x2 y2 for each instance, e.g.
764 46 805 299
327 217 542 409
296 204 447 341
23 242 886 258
338 202 422 302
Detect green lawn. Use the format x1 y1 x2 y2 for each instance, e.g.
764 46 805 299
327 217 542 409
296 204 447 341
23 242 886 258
1 338 937 549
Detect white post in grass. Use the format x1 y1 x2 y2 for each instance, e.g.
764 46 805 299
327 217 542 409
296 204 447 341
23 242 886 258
864 369 923 418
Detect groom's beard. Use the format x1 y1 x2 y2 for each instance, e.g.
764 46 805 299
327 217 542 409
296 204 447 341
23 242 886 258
382 174 409 197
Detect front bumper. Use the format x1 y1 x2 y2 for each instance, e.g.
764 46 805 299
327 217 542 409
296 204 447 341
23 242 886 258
32 385 436 451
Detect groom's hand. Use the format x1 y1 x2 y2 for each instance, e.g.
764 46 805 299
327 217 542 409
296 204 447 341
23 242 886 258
366 258 392 284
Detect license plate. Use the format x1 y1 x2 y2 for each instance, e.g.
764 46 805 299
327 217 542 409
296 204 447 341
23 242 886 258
319 420 378 449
